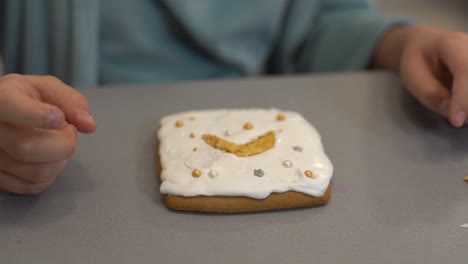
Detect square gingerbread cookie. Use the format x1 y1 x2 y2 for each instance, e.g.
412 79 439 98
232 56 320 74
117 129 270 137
157 109 333 213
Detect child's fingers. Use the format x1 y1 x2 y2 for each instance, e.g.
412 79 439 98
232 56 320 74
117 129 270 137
449 72 468 127
436 32 468 127
0 123 77 163
0 74 97 133
0 149 67 185
0 74 66 129
402 55 450 117
0 170 53 195
24 75 97 134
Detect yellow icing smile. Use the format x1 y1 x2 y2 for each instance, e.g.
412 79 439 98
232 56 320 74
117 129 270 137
201 131 275 157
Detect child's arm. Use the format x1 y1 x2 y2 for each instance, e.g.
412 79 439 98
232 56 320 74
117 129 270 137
372 25 468 127
284 0 409 72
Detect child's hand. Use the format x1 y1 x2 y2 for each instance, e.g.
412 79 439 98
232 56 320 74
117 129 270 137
373 25 468 127
0 74 97 194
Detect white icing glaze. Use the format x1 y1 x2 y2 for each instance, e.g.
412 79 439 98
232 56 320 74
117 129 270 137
158 109 333 199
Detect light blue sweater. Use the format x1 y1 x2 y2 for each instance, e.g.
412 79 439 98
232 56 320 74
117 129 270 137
1 0 404 89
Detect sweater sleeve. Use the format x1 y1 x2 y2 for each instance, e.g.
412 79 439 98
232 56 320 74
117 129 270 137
296 0 409 72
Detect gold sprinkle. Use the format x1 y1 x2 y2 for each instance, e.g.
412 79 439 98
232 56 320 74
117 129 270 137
175 120 184 127
187 116 196 121
304 170 314 178
277 113 286 121
243 122 253 130
189 132 195 138
463 175 468 182
193 147 198 152
192 169 202 178
16 240 23 244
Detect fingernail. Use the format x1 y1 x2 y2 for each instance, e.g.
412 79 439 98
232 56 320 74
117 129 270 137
454 111 466 127
76 111 95 124
439 100 450 116
48 108 64 128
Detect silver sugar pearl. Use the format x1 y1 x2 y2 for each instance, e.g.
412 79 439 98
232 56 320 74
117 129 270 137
292 146 303 152
282 160 293 168
254 169 265 177
208 169 219 179
224 130 232 137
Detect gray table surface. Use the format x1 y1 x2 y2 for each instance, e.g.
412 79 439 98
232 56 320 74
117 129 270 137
1 72 467 263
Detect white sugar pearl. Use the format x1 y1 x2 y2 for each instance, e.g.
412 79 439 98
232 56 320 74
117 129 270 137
224 130 232 137
282 160 293 168
208 169 219 179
